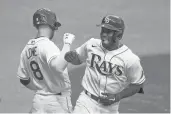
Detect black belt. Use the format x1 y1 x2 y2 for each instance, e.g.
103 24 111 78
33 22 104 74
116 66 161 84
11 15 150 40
85 90 118 106
84 90 100 103
56 92 62 95
37 92 62 96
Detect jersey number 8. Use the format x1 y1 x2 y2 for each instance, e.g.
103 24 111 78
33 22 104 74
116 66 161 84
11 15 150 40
30 61 43 80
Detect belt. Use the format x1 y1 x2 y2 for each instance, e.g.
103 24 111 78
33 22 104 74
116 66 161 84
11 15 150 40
84 90 100 103
37 92 62 96
56 92 62 95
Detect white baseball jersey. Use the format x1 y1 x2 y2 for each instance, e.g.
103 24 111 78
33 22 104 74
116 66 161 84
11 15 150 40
17 37 71 94
76 38 146 97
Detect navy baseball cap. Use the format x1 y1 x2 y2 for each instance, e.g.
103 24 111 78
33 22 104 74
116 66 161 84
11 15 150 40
97 15 125 31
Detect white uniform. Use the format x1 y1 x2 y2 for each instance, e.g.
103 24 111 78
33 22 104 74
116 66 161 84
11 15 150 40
73 38 146 114
17 37 72 113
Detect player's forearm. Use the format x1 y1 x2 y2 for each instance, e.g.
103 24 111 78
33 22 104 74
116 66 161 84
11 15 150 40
117 83 143 100
51 44 71 73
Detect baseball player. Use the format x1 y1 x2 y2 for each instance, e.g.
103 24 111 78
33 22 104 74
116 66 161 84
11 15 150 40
65 15 146 114
17 8 75 113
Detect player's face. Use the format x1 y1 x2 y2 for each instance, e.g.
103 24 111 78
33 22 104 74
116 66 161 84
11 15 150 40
100 27 115 50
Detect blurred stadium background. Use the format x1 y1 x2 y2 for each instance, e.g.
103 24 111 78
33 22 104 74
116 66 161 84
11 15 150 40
0 0 169 113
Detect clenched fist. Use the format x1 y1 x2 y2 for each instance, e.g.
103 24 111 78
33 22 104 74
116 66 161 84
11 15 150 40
63 33 75 45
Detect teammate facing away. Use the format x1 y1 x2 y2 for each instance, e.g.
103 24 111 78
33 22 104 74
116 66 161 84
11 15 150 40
65 15 146 114
17 8 75 113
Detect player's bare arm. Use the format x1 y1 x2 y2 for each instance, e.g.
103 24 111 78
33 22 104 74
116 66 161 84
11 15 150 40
50 33 75 73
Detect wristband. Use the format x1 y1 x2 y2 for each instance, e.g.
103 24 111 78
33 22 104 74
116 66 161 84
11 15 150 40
64 43 71 45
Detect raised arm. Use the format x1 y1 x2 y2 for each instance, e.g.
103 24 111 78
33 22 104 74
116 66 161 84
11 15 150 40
49 33 75 73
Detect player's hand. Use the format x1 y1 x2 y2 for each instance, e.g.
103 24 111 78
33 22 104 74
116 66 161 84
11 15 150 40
63 33 75 45
100 93 121 106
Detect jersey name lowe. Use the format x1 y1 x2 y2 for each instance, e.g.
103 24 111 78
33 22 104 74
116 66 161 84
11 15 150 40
17 37 71 95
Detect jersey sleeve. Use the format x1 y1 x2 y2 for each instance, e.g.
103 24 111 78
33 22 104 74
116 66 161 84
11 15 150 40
76 38 92 62
41 41 61 65
17 54 29 80
127 59 146 84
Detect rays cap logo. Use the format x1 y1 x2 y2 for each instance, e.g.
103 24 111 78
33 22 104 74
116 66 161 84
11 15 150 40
104 17 110 23
97 15 125 31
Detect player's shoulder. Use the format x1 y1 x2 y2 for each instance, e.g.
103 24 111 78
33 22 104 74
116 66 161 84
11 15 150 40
26 37 50 47
36 37 52 44
122 45 140 67
125 47 140 60
89 37 100 42
34 37 57 48
32 37 59 52
86 37 101 45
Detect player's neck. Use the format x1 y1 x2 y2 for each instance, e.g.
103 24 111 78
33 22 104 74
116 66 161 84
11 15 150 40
105 42 123 51
36 31 52 39
36 26 53 39
36 34 49 39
